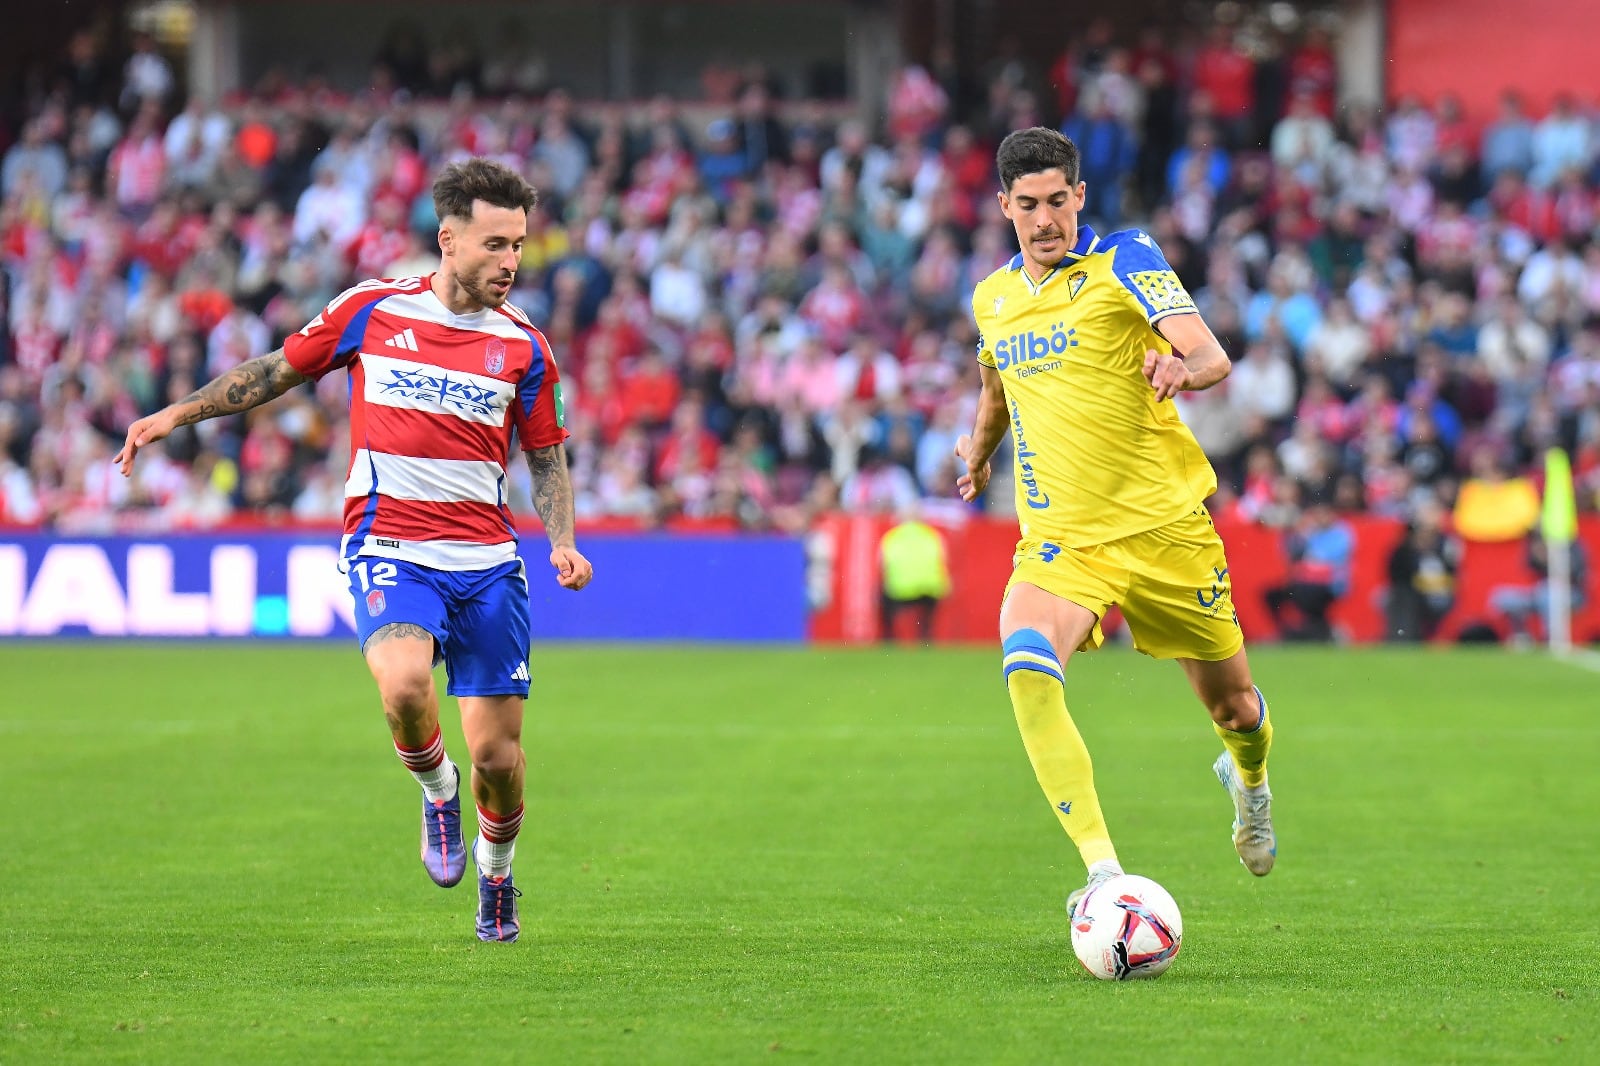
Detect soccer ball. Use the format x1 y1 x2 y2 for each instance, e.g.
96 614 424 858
1069 874 1183 981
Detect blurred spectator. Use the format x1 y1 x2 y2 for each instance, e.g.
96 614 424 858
1226 340 1296 426
888 64 950 144
1190 25 1256 148
1529 94 1593 189
1061 96 1137 228
120 32 174 114
1265 492 1354 641
1384 499 1461 641
1480 91 1536 180
3 120 70 203
1285 26 1337 118
1270 89 1335 184
1452 446 1540 542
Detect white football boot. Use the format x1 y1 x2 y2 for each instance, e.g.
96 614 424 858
1213 751 1275 875
1065 859 1123 915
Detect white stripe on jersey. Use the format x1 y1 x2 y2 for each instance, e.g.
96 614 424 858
360 352 516 427
329 276 425 315
344 449 506 505
377 292 534 341
341 534 518 570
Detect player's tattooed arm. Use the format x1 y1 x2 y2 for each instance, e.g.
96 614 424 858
175 349 309 425
525 443 577 548
117 348 309 475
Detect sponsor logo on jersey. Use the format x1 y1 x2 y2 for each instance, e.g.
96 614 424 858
994 324 1077 371
1009 398 1050 510
376 367 500 416
484 337 506 374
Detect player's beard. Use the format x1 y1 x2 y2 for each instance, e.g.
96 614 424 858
458 268 514 309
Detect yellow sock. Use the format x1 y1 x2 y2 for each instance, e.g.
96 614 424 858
1215 686 1273 789
1002 628 1118 869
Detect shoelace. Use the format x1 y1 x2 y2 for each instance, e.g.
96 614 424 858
425 801 457 848
1237 791 1273 841
483 880 523 904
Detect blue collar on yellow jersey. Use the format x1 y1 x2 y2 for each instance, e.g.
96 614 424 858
1006 227 1102 294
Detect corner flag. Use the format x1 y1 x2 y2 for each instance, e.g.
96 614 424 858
1542 448 1576 545
1542 448 1577 653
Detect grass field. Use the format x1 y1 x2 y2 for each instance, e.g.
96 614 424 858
2 643 1597 1064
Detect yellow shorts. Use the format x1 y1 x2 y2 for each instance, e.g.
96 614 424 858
1005 506 1244 661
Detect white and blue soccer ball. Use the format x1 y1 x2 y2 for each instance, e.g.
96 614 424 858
1070 874 1184 981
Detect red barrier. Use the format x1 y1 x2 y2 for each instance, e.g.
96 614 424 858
810 514 1600 646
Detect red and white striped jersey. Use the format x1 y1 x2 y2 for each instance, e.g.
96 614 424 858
284 275 567 571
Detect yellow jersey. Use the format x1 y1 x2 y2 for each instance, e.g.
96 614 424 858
973 226 1217 547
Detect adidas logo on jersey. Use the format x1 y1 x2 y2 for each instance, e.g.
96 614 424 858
511 661 530 683
384 328 419 351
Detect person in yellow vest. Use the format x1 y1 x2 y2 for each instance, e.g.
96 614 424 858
879 503 952 644
1452 445 1540 543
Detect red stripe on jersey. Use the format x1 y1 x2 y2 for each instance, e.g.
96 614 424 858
361 405 510 464
344 496 514 544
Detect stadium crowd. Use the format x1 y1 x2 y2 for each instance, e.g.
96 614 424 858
1 24 1598 579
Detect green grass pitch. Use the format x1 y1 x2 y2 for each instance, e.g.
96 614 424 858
2 643 1596 1063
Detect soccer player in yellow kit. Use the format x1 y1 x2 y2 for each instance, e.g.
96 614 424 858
956 127 1274 909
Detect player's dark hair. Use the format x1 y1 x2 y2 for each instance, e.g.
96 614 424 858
996 127 1081 191
432 158 538 222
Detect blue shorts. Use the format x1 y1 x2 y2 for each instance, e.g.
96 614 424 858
347 558 532 698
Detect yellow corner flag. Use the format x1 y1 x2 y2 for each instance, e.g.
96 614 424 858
1542 448 1577 545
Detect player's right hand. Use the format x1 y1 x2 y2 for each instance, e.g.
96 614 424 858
955 434 990 502
114 409 180 476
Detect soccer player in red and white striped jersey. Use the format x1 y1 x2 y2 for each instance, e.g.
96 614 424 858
116 159 592 942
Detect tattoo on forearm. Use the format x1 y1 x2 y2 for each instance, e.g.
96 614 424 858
525 444 576 547
177 350 308 425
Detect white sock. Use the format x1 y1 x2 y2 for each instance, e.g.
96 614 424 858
476 834 516 879
396 731 458 804
475 803 524 879
417 760 458 805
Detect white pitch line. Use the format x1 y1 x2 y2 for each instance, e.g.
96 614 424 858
1552 648 1600 674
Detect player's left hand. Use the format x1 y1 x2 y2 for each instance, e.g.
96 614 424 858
1143 350 1192 402
550 546 593 591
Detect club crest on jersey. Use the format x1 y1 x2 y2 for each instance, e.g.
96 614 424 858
1067 271 1089 299
484 337 506 374
366 588 386 616
993 296 1005 314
